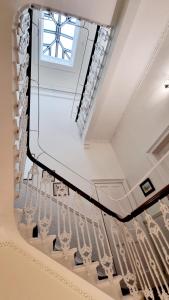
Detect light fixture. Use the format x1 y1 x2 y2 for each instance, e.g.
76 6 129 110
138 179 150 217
164 79 169 88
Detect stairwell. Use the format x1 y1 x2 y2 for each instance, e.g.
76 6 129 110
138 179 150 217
12 6 169 300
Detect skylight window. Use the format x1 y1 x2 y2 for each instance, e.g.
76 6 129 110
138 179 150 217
41 11 79 65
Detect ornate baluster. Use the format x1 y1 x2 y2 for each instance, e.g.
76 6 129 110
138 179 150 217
58 203 72 257
111 220 138 296
77 25 111 133
97 220 113 280
160 201 169 231
123 224 154 300
134 219 169 299
38 171 52 240
18 131 27 184
23 164 38 225
92 212 114 282
145 212 169 281
73 208 81 255
79 214 92 270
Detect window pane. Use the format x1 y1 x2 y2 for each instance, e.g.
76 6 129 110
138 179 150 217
43 32 54 44
43 12 51 20
53 13 58 22
42 11 78 64
60 36 73 51
70 17 77 24
58 44 62 59
44 19 55 31
61 24 75 37
61 15 66 23
44 48 50 56
51 44 56 57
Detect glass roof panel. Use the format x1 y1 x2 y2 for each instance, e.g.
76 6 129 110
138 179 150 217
58 44 62 59
60 36 73 51
43 32 54 44
61 15 67 23
61 24 75 37
41 11 78 64
43 19 55 31
51 44 56 57
53 13 59 22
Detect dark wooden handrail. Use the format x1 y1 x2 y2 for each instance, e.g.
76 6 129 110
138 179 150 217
122 184 169 222
75 25 100 122
26 8 169 223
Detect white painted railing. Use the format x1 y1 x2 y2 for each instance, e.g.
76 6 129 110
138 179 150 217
14 8 169 300
15 162 169 299
76 26 111 136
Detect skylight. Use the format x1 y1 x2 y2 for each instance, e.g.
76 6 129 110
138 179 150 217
41 11 79 65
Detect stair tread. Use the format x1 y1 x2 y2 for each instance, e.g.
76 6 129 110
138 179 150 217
73 261 99 273
51 248 77 258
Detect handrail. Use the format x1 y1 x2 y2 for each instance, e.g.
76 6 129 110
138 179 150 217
75 25 100 122
122 184 169 222
26 8 169 223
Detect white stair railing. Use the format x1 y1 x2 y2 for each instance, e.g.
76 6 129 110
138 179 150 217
76 26 112 136
15 163 169 300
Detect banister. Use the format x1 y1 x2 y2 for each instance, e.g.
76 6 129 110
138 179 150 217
75 25 100 122
26 8 169 223
122 183 169 222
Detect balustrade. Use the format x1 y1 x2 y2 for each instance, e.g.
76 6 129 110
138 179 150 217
76 26 111 135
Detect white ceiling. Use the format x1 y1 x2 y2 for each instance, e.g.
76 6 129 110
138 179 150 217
84 0 169 142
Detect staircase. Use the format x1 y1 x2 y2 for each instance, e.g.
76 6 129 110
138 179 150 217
14 7 169 300
15 175 142 300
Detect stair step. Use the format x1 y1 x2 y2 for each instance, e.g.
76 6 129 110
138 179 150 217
51 248 77 269
73 261 99 284
30 235 56 255
19 222 36 240
122 292 144 300
96 275 123 300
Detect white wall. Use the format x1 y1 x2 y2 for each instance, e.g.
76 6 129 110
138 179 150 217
29 9 126 200
30 89 124 195
112 25 169 207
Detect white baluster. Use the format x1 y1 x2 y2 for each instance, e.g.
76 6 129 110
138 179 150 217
38 172 52 240
23 166 37 225
160 201 169 231
77 24 111 134
111 220 138 296
134 219 169 299
123 224 154 300
97 220 113 280
58 203 72 257
145 212 169 281
79 214 92 270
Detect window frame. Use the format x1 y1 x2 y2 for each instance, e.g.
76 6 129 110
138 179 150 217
40 11 80 68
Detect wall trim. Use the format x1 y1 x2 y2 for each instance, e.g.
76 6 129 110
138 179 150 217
31 86 81 101
147 125 169 155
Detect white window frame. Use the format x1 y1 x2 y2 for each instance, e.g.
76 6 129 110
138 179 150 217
40 11 80 68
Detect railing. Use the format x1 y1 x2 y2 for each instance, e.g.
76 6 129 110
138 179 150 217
14 7 169 300
75 26 112 136
75 25 100 121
